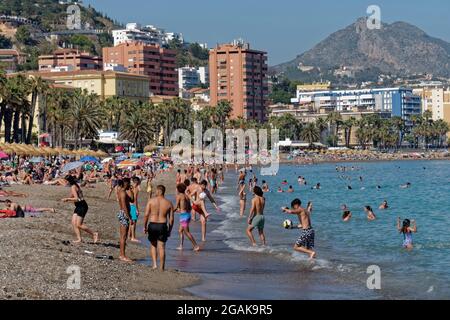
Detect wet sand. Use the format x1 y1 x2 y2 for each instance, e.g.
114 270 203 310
0 171 199 300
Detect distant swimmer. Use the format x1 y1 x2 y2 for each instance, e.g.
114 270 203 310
379 200 389 210
347 185 352 190
277 187 284 193
364 206 376 221
261 180 270 193
281 180 288 185
312 183 321 190
400 182 411 189
359 176 363 182
397 217 417 249
282 199 315 259
341 205 352 222
287 185 294 193
376 185 381 190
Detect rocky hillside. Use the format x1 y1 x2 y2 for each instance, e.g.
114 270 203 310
273 18 450 79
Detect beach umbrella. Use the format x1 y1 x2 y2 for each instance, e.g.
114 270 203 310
101 157 113 163
117 159 139 168
0 151 9 159
132 153 143 159
29 156 45 163
61 161 84 173
80 156 99 163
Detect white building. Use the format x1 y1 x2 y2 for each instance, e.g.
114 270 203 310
178 66 209 98
103 63 128 73
291 87 421 127
112 23 184 47
112 23 162 46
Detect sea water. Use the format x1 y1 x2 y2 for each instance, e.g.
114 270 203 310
158 161 450 299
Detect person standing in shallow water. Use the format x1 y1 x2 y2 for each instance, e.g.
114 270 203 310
397 217 417 249
282 199 315 259
62 175 98 244
117 178 134 262
246 186 266 246
144 185 174 271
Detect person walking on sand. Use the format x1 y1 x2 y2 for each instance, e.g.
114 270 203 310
62 175 98 244
128 176 141 243
282 199 316 259
246 186 266 247
144 185 174 271
117 178 134 262
175 183 200 251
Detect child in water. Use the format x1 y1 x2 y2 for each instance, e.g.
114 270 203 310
397 217 417 249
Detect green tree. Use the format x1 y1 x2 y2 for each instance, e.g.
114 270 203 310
119 105 154 151
300 123 320 147
0 34 13 49
15 25 34 46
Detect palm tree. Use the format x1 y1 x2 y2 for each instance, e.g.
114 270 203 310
103 96 128 131
432 119 450 148
300 123 320 147
69 90 104 149
27 76 49 144
391 116 406 149
326 111 342 146
341 117 356 148
120 106 154 151
315 117 328 144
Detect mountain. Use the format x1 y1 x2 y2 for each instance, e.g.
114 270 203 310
273 18 450 79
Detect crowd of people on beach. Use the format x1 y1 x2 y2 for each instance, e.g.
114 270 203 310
0 154 419 271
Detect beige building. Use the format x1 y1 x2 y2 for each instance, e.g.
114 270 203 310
209 41 268 121
413 87 450 137
30 70 151 101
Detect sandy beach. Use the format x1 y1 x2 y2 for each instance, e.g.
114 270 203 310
0 171 199 300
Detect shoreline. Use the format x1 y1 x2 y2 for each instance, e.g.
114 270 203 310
0 172 200 300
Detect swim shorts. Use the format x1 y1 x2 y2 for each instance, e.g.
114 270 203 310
117 210 130 227
147 222 169 243
296 228 315 249
251 215 265 231
74 200 88 218
179 212 191 228
130 204 138 222
192 203 202 213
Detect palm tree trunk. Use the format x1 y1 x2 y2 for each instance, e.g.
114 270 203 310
27 92 37 144
13 110 21 143
21 112 27 143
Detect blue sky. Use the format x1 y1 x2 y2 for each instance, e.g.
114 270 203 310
83 0 450 65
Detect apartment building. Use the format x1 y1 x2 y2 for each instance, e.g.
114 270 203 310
38 49 102 72
103 42 178 96
209 40 268 121
291 87 421 127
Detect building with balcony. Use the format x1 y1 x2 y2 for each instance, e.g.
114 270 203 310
291 87 421 128
103 42 178 96
209 40 268 121
0 49 26 73
178 66 209 98
38 49 102 72
112 23 184 47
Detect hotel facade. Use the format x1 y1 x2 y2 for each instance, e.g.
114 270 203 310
209 41 269 121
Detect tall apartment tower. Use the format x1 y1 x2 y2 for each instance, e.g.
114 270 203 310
209 41 268 121
103 42 178 96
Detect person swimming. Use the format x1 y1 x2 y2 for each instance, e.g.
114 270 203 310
379 200 389 210
364 206 376 221
312 183 321 190
397 217 417 249
287 186 294 193
277 187 283 193
341 204 352 221
400 182 411 189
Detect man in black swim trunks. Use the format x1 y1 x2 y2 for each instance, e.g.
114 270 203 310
144 185 174 271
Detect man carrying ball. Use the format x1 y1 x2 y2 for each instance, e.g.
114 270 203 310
282 199 316 259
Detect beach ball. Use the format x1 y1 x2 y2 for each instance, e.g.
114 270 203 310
283 219 293 229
